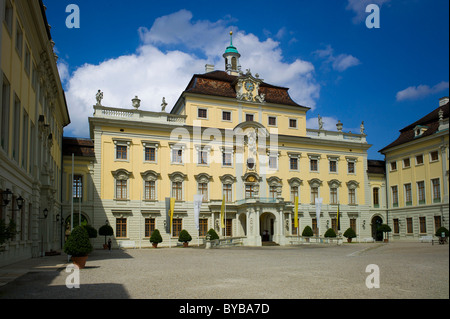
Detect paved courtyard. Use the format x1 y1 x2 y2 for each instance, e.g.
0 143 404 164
0 242 448 299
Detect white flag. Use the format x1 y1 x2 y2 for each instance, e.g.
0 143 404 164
193 195 203 231
316 197 323 233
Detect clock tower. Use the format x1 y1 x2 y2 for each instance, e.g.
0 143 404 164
223 31 241 76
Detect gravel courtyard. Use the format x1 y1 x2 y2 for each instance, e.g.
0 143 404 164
0 242 448 299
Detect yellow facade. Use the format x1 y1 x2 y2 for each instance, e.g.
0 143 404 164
1 0 70 266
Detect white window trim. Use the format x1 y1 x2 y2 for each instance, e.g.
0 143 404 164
431 178 441 202
267 115 278 127
416 181 426 205
197 107 209 120
245 112 255 122
221 110 232 122
113 139 131 162
390 161 397 172
308 153 321 173
429 150 439 163
415 154 424 166
169 144 185 165
404 183 412 206
142 141 159 164
288 118 298 129
220 147 234 168
327 156 340 174
402 157 411 169
288 152 301 172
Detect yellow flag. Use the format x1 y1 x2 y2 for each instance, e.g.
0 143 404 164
169 198 176 234
294 196 299 228
221 195 226 229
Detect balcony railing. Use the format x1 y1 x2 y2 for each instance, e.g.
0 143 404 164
93 105 186 124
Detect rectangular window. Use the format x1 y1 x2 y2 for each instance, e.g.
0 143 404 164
406 218 413 234
116 218 127 238
350 218 357 232
24 46 31 76
415 154 424 165
291 186 299 203
222 152 232 167
145 147 156 162
393 219 399 234
269 186 277 199
15 20 23 57
404 183 412 206
290 157 298 170
329 160 337 173
289 119 297 128
172 149 183 164
145 218 155 238
403 158 410 168
392 186 398 207
1 77 11 151
172 182 183 201
419 217 426 234
312 219 318 235
198 108 207 119
268 116 277 126
145 181 156 200
373 188 379 207
246 114 254 122
199 219 208 237
22 111 28 169
348 162 355 174
222 111 231 121
172 218 182 237
430 151 439 162
13 95 20 161
245 185 256 199
225 219 232 237
417 181 425 204
73 175 83 200
269 156 278 169
311 187 319 204
310 159 318 172
349 189 356 205
330 188 338 204
116 180 127 200
198 150 208 165
434 216 442 232
4 0 13 33
431 179 441 203
116 145 127 160
198 183 208 201
390 161 397 171
223 184 232 202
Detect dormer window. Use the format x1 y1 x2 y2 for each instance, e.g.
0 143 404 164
414 125 428 137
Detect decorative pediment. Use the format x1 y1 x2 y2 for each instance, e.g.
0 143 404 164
194 173 213 184
346 180 359 189
328 179 342 188
168 172 187 183
267 176 282 187
242 172 261 184
141 170 160 182
112 169 132 180
288 177 303 187
220 174 237 184
308 178 323 188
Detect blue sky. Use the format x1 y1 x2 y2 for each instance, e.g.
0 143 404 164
45 0 449 160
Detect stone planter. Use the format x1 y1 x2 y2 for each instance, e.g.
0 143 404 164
71 256 88 269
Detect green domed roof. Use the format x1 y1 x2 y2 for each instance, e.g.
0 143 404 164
224 31 239 55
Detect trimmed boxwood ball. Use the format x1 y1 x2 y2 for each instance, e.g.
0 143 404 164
83 225 98 239
178 229 192 243
99 224 114 244
343 227 357 239
435 227 449 238
207 228 219 240
378 224 392 233
302 226 314 237
64 226 93 257
324 228 337 238
150 229 163 244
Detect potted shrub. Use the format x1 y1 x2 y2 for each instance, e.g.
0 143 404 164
207 228 219 241
99 224 114 249
302 226 314 243
150 229 163 248
378 224 392 243
178 229 192 247
324 228 337 238
0 219 18 247
64 226 93 269
343 228 357 243
435 227 449 244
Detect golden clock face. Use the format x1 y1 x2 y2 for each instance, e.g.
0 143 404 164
245 81 255 92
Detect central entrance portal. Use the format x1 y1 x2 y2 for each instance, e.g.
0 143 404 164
260 212 276 243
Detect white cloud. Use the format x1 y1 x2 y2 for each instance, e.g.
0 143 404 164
314 45 361 72
63 10 320 137
396 81 449 101
346 0 391 24
57 59 70 84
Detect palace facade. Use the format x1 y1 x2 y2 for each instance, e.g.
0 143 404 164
1 0 70 266
62 35 392 249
